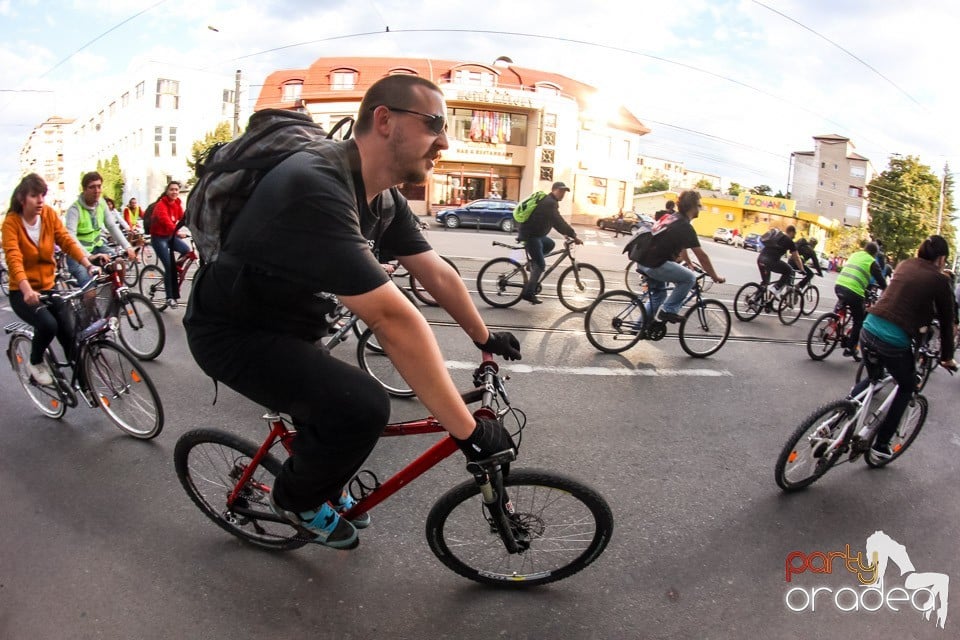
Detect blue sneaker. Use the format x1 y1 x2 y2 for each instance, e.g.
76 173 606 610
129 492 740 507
269 492 358 549
336 490 371 529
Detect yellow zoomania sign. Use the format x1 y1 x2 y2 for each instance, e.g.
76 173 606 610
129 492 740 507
739 193 796 215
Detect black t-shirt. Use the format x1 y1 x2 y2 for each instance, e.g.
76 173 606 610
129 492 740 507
639 213 700 268
759 233 795 261
187 141 430 340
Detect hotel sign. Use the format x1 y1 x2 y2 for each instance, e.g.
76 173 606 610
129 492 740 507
739 193 796 215
455 89 535 109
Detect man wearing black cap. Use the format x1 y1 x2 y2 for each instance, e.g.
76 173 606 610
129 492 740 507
517 181 582 304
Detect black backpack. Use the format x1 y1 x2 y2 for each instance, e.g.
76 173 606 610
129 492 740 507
141 196 161 234
184 109 353 263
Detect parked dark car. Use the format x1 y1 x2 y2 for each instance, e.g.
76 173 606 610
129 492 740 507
596 212 654 234
743 232 762 251
435 199 519 232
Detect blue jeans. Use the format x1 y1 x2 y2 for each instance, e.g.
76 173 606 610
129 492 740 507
66 244 112 287
637 260 696 316
522 236 555 297
151 235 190 300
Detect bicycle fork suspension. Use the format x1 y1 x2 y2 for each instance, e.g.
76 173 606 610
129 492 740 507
468 454 523 554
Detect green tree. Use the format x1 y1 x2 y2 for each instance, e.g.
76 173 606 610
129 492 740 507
96 155 124 205
825 224 868 258
867 155 954 263
694 178 714 190
727 182 742 196
750 185 772 196
635 177 670 194
186 121 233 188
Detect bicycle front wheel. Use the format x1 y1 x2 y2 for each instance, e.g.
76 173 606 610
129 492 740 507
425 469 614 587
774 400 856 491
174 429 308 551
802 285 819 316
777 287 803 325
584 290 645 354
356 328 415 398
557 264 604 312
865 394 927 468
806 313 841 360
137 264 167 309
410 256 461 307
679 299 730 358
82 340 163 439
116 292 166 361
8 336 66 419
476 258 526 308
1 267 9 296
733 283 763 322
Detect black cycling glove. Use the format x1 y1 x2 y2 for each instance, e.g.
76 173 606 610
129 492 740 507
474 331 521 361
454 417 516 462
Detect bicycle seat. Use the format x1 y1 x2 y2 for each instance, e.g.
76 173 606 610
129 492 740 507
860 345 886 381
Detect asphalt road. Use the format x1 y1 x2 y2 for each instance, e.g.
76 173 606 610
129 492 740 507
1 225 958 640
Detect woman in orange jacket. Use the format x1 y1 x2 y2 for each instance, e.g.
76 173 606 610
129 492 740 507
2 173 101 385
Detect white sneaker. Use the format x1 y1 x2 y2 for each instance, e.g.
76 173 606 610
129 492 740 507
166 299 178 309
26 361 54 386
770 285 782 298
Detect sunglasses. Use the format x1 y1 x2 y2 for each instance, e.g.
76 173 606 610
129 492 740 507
378 106 447 135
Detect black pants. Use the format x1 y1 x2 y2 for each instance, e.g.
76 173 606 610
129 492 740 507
9 291 75 364
835 286 866 348
796 265 815 289
757 255 793 289
186 323 391 513
854 328 916 447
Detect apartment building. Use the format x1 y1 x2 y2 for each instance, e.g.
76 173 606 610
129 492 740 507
254 56 650 222
635 154 721 192
20 61 241 207
790 134 874 227
19 116 75 211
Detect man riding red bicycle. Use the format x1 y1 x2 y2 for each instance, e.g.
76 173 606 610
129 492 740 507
185 75 520 550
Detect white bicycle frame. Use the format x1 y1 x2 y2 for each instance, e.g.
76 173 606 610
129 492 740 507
818 373 899 458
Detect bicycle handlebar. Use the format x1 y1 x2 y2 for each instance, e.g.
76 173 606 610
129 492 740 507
38 277 99 304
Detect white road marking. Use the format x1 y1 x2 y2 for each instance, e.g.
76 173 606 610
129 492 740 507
445 361 732 377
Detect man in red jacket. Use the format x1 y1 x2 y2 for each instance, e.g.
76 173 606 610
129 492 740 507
149 180 190 308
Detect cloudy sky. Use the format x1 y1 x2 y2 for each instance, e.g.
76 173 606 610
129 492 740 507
1 0 957 201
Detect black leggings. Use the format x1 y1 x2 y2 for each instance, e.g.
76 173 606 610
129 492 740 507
186 323 391 513
854 329 916 447
757 255 793 288
9 291 75 364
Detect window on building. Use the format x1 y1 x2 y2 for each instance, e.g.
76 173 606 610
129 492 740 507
845 204 860 221
135 81 144 99
534 82 561 96
169 126 177 157
540 166 554 181
154 126 163 157
449 108 526 146
848 186 863 198
454 69 493 87
833 164 838 170
223 89 235 103
543 113 557 128
122 92 129 107
820 162 825 168
156 78 180 109
850 165 865 178
331 70 356 90
587 177 607 206
282 81 303 102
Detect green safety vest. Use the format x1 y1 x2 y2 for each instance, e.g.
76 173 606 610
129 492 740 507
74 198 107 251
835 251 874 297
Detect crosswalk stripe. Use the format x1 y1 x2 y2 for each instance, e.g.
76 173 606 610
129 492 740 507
444 361 732 377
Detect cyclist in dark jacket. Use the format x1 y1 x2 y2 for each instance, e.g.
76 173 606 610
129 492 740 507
795 237 824 289
857 235 956 461
516 181 581 304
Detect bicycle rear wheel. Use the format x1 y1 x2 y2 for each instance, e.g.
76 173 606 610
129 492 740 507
806 312 842 360
137 264 167 309
116 292 166 361
679 299 730 358
476 258 526 308
174 429 308 551
557 263 604 312
8 336 66 419
409 256 461 306
356 328 415 398
865 394 927 468
802 285 819 316
122 258 140 287
624 261 645 295
774 400 856 491
733 283 763 321
584 290 645 354
82 339 163 439
425 469 614 587
777 287 803 325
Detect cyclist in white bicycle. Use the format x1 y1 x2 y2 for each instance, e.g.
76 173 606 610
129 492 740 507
856 235 956 460
185 75 521 550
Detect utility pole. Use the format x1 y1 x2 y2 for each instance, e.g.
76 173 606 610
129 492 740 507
936 171 945 235
233 69 242 138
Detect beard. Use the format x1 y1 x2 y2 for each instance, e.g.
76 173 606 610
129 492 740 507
389 130 432 185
